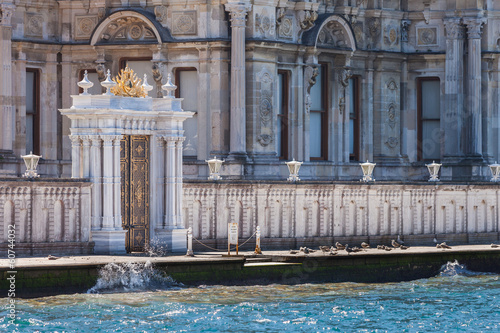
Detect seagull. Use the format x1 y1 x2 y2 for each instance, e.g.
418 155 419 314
391 239 402 248
345 245 353 255
289 249 299 254
397 235 405 245
47 254 60 260
329 250 338 256
335 242 346 250
439 242 451 249
377 245 385 250
319 246 331 252
491 244 499 248
361 242 370 249
300 247 309 254
351 246 363 253
433 237 438 244
400 245 409 250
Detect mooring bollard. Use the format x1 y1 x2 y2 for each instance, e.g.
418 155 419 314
186 227 194 256
255 226 262 254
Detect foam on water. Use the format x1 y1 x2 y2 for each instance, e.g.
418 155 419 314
438 260 488 277
87 261 181 294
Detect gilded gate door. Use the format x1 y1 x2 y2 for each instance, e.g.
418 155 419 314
121 135 150 252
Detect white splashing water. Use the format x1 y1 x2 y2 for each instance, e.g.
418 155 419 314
87 261 181 294
438 260 486 277
144 237 169 257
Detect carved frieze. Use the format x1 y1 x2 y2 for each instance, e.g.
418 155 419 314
25 13 43 38
75 15 98 40
417 27 438 46
172 11 197 35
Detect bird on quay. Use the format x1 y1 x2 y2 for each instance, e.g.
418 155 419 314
361 242 370 249
391 239 402 248
335 242 346 250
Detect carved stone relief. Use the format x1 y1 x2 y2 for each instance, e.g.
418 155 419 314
154 6 167 25
353 22 364 46
401 20 411 42
387 103 397 129
304 66 319 114
255 8 275 37
417 27 438 46
98 16 157 43
278 16 293 39
383 24 399 47
256 68 274 147
75 15 98 40
385 137 399 149
317 21 352 49
25 13 43 38
299 10 318 32
172 11 197 35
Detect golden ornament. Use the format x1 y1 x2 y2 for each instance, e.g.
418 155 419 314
110 66 147 98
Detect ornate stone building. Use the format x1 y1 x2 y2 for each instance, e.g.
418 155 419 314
1 0 499 180
1 1 500 252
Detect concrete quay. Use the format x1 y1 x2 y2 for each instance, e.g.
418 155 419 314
2 245 500 298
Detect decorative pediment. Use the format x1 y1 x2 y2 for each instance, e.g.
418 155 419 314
99 16 156 43
317 20 353 49
90 10 167 45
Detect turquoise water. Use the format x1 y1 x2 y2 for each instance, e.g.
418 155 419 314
2 261 499 332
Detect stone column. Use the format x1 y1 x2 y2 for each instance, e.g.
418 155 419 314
90 136 102 230
69 135 81 178
112 136 122 228
81 136 91 178
443 18 465 161
225 1 251 161
464 18 486 159
101 135 114 230
175 138 185 227
164 138 176 228
0 2 15 155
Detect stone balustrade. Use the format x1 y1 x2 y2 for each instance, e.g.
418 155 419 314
0 180 92 255
183 181 500 249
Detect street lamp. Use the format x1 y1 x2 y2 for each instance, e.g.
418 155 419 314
489 161 500 182
286 159 303 182
425 160 442 182
21 151 42 178
360 160 376 182
205 156 224 180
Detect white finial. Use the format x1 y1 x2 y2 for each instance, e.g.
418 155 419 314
100 69 116 96
161 73 177 98
142 73 153 97
77 70 94 95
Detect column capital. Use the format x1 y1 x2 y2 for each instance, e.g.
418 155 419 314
463 17 486 39
0 3 15 27
224 1 252 27
443 18 465 39
68 135 81 146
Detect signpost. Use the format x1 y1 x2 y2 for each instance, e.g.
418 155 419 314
228 223 238 255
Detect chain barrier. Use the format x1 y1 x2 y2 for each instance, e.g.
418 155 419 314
191 230 258 252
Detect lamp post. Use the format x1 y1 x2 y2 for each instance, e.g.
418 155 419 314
425 160 442 182
21 151 42 178
360 160 376 182
489 161 500 182
286 159 303 182
205 156 224 180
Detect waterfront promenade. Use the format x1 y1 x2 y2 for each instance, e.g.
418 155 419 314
2 245 500 297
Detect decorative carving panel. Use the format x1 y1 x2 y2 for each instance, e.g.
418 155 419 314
25 13 43 38
417 27 438 46
75 15 98 40
171 11 197 35
98 16 157 43
278 16 293 39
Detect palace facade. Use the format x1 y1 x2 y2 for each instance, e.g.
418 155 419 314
1 0 500 253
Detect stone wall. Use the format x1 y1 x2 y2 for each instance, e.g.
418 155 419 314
183 181 500 249
0 179 93 256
